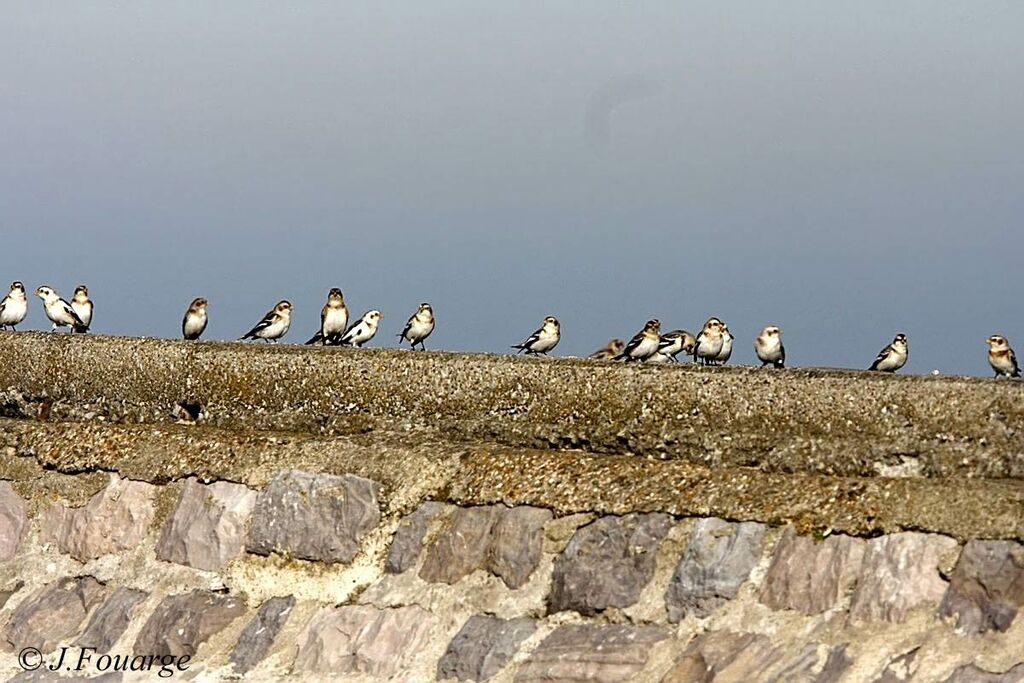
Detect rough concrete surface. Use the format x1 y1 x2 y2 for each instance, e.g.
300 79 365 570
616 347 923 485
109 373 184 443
0 332 1023 681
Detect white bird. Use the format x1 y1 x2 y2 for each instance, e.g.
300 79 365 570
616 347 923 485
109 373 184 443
305 288 349 346
617 319 661 362
341 310 383 347
648 329 697 364
755 325 785 368
987 335 1020 379
241 300 293 343
182 297 209 340
0 282 28 331
694 318 726 365
714 324 734 365
71 285 93 333
398 303 435 350
35 286 84 332
870 333 908 372
512 316 561 356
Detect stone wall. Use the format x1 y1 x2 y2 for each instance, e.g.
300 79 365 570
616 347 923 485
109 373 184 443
2 471 1024 681
0 333 1023 681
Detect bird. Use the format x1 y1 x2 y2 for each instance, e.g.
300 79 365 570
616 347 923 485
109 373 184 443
986 335 1020 378
182 297 209 340
694 318 726 365
0 282 28 331
617 319 662 362
589 339 626 360
755 325 785 368
398 303 435 350
305 288 349 346
512 316 561 356
714 324 735 365
34 286 85 332
648 329 697 364
870 333 908 372
70 285 93 333
589 339 624 360
341 310 383 347
240 300 293 343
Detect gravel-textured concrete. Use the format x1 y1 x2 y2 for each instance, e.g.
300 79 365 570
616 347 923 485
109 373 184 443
1 332 1022 478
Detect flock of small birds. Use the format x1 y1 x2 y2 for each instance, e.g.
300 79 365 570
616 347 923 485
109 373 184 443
0 282 1020 379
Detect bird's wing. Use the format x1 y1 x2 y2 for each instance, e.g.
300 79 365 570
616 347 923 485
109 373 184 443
869 345 890 370
657 335 678 351
512 327 543 350
1010 348 1020 376
780 343 786 365
341 322 363 344
242 310 276 339
618 330 646 358
398 315 416 339
61 299 85 326
305 330 323 345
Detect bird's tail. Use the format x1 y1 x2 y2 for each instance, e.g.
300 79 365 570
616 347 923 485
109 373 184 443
305 331 323 345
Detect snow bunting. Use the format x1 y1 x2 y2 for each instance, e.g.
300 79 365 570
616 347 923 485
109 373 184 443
870 333 908 372
512 316 561 356
341 310 383 347
241 300 293 343
182 297 209 340
71 285 93 333
648 329 696 364
398 303 435 350
305 288 349 346
987 335 1020 378
755 325 785 368
694 318 726 365
34 286 84 332
0 282 28 331
617 319 661 362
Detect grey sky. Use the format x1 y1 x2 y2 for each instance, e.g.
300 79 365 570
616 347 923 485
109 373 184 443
1 3 1021 375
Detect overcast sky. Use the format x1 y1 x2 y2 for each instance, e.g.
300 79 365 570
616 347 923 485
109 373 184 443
2 3 1021 375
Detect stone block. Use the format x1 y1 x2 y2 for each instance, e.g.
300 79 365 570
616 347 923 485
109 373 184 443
2 576 106 653
230 596 296 674
0 481 27 562
849 532 958 623
760 527 865 615
246 470 381 563
665 518 765 621
156 478 256 571
133 589 246 657
548 513 673 616
293 604 435 676
76 586 148 653
939 540 1024 634
515 624 669 682
437 615 536 681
